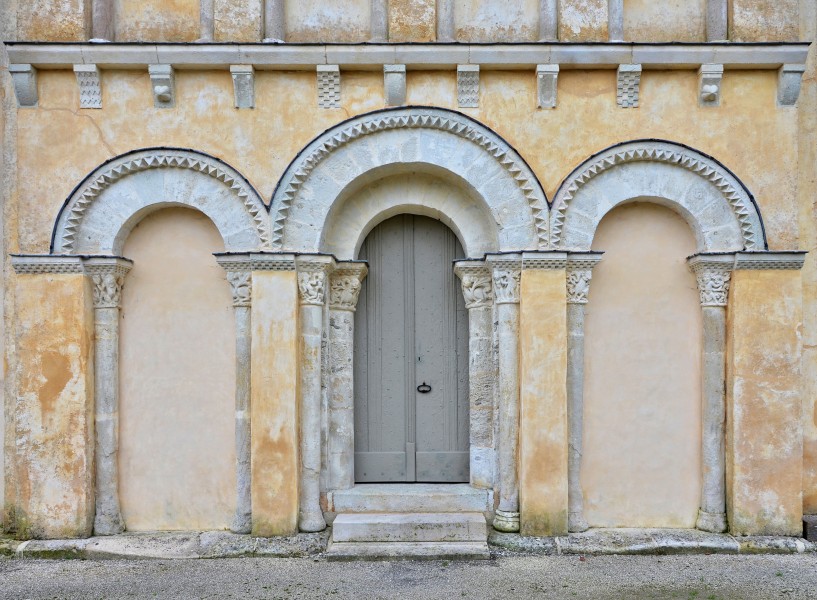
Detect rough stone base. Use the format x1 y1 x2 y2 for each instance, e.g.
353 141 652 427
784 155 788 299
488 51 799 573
804 516 817 541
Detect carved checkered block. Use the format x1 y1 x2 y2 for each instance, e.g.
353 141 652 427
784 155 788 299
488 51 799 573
317 65 341 109
458 65 480 108
74 64 102 109
616 64 642 108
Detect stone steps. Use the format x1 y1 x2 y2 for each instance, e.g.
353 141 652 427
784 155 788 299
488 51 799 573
326 511 490 560
329 483 492 514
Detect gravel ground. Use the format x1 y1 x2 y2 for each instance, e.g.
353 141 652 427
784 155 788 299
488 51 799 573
1 554 816 600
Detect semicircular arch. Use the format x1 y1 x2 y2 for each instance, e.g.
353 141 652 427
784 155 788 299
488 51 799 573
51 148 270 255
269 107 549 255
550 140 766 252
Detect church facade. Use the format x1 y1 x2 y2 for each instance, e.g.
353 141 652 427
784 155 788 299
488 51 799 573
1 1 816 554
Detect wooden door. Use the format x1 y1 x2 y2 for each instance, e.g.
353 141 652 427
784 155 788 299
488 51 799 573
354 215 469 483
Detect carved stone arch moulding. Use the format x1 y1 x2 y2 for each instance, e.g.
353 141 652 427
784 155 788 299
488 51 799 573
52 148 271 255
550 140 767 252
269 107 549 255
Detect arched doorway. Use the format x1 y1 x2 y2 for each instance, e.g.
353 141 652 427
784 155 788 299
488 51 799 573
353 214 469 483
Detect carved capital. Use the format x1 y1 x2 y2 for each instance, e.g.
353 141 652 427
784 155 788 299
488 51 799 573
461 273 493 309
84 258 133 309
688 255 734 307
329 263 368 311
226 271 252 307
566 270 592 304
298 271 326 306
492 268 521 305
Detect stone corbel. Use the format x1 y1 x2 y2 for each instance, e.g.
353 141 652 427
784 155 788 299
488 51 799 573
537 64 559 109
10 64 37 108
149 65 175 108
230 65 255 109
487 254 522 532
384 64 406 106
617 64 642 108
317 65 341 109
458 65 480 108
74 64 102 109
778 64 806 107
295 255 335 532
699 64 723 108
326 262 368 492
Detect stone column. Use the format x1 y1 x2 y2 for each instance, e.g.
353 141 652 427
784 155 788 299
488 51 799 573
327 263 368 491
85 257 132 536
296 256 333 532
489 256 522 532
91 0 115 41
199 0 215 41
608 0 623 41
689 254 732 533
264 0 286 41
371 0 388 41
454 262 495 490
539 0 558 41
565 253 602 533
437 0 455 42
216 257 254 534
706 0 728 41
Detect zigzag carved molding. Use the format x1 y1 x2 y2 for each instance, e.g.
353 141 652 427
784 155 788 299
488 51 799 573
57 149 270 253
271 111 548 249
550 142 764 251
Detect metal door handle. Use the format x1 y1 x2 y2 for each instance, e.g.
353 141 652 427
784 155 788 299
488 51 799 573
417 382 432 394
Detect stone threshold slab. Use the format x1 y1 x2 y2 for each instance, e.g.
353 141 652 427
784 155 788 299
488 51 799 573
5 42 810 71
490 528 815 556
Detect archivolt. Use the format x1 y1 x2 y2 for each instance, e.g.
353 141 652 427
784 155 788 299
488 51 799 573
550 140 767 252
51 148 270 254
270 107 549 254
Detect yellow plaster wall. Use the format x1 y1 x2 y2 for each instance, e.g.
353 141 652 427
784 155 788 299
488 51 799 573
119 208 236 531
454 0 538 42
559 0 607 41
730 0 800 42
215 0 262 42
583 203 702 528
389 0 436 42
519 268 568 536
727 269 803 536
11 273 94 538
251 270 299 536
115 0 199 42
623 0 705 42
16 69 798 255
285 0 371 42
16 0 89 41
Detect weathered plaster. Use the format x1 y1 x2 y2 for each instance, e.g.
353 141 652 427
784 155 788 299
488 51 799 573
119 208 236 531
730 0 800 42
214 0 262 42
518 267 568 536
251 269 299 536
727 269 803 536
454 0 538 42
11 273 94 538
559 0 607 41
388 0 435 42
623 0 705 42
17 0 89 41
115 0 199 42
285 0 370 43
583 203 702 528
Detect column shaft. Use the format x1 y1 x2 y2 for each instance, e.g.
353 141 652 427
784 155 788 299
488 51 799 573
328 308 355 490
93 306 124 535
437 0 455 41
371 0 388 41
468 305 495 489
608 0 623 41
265 0 286 41
91 0 115 40
706 0 728 41
199 0 215 41
231 305 252 533
495 301 520 530
539 0 558 41
566 302 588 532
698 305 727 531
300 302 326 531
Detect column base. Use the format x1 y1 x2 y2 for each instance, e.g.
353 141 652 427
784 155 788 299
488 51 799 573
493 510 520 533
299 513 328 533
696 509 727 533
568 512 589 533
231 512 252 535
94 513 125 536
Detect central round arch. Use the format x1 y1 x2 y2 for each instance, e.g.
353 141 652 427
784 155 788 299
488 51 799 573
269 107 549 258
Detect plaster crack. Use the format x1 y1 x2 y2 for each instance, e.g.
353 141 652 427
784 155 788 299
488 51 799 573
36 106 116 157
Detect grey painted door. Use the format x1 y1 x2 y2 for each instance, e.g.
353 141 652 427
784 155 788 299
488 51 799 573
354 215 469 483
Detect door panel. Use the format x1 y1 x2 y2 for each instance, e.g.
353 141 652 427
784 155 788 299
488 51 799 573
354 214 469 483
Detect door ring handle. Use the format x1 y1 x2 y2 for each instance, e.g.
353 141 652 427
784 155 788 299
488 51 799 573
417 382 432 394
